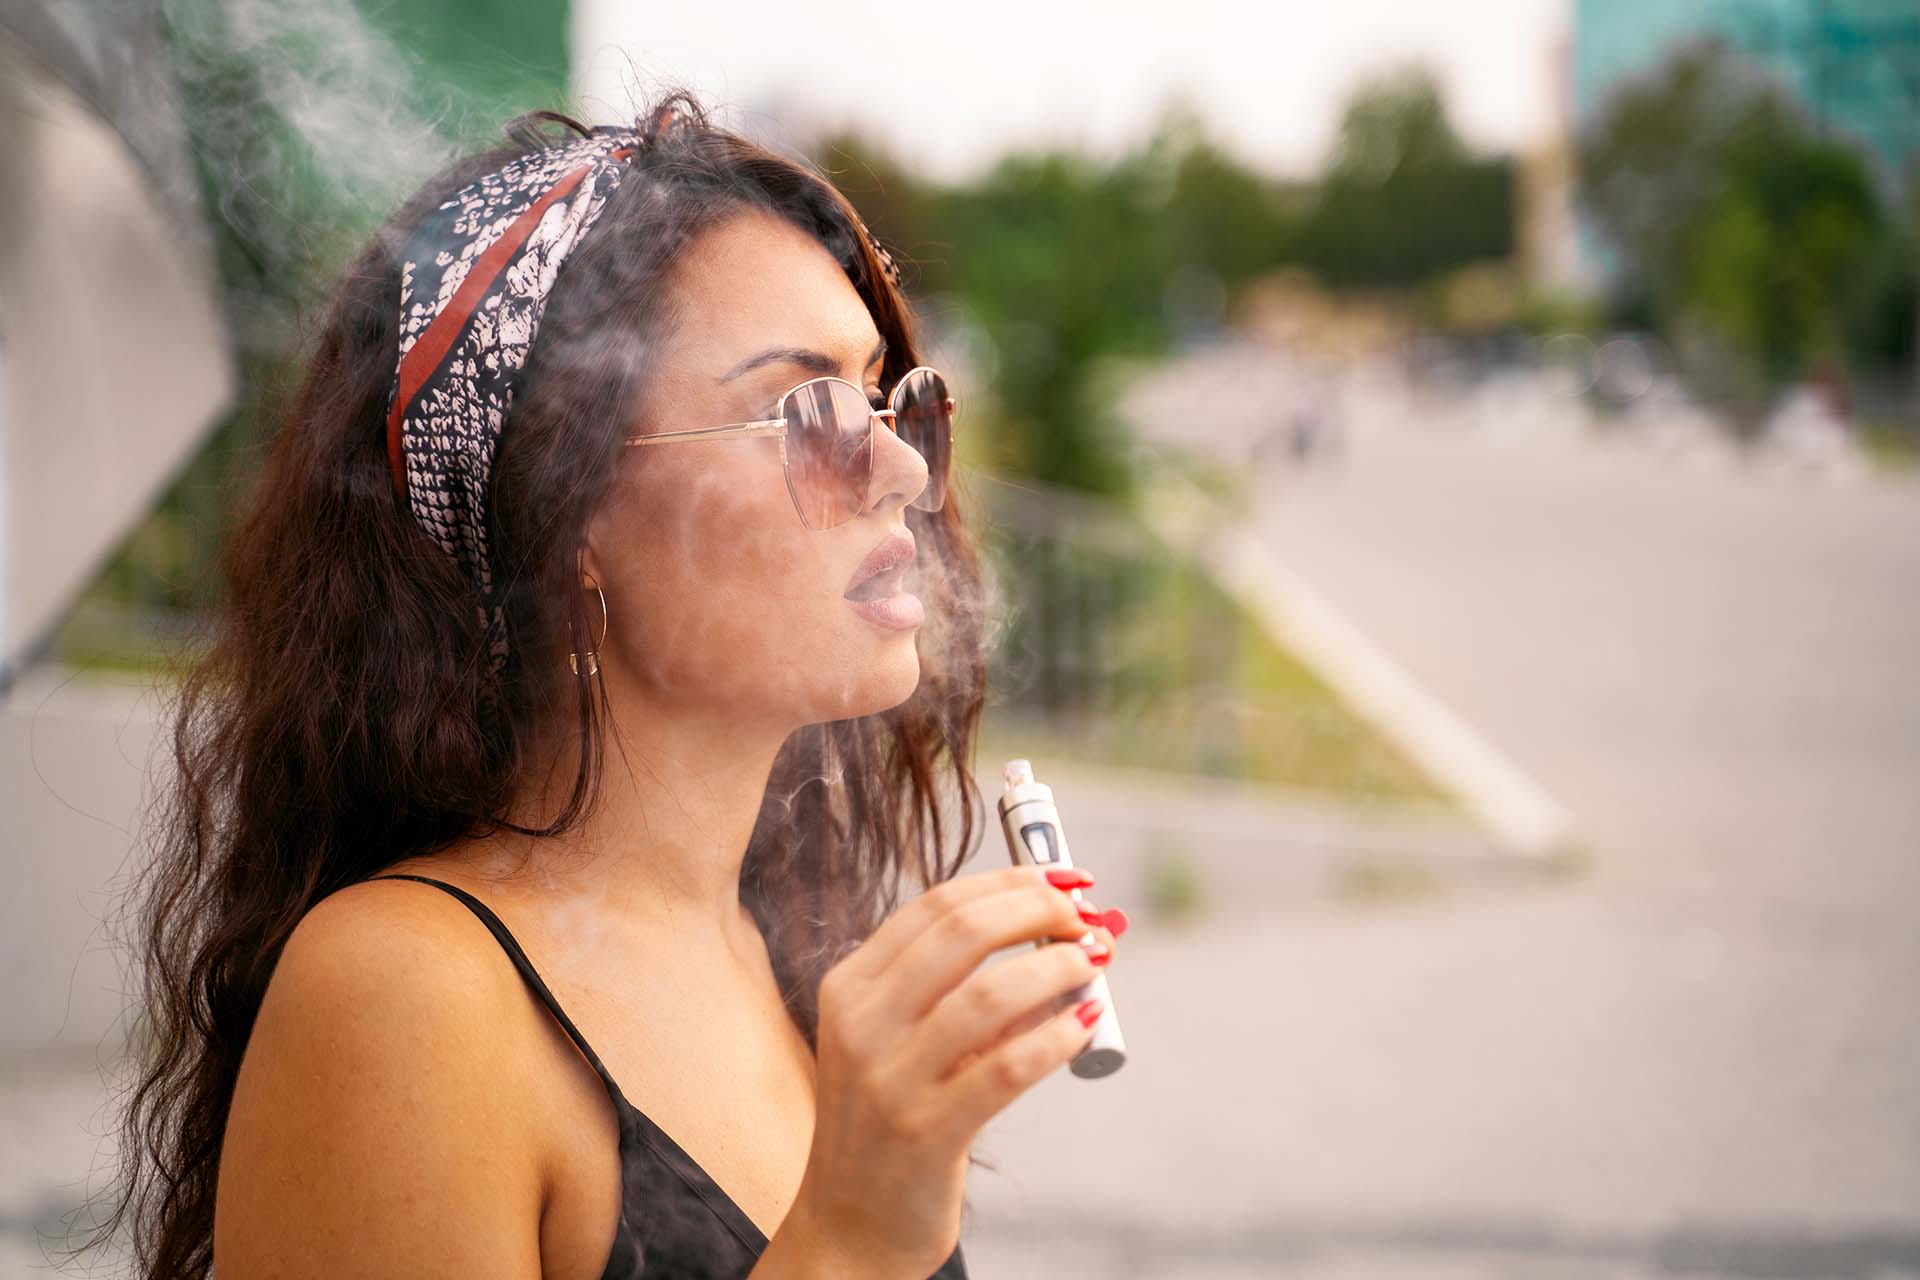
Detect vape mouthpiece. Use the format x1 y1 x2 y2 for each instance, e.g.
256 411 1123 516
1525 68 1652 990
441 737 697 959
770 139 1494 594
1002 758 1034 789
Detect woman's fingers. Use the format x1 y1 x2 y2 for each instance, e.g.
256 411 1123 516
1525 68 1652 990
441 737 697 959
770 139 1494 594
927 993 1110 1146
829 864 1086 982
872 874 1100 1027
898 923 1114 1085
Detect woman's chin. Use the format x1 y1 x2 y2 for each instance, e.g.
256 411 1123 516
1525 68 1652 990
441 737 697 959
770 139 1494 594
825 646 923 722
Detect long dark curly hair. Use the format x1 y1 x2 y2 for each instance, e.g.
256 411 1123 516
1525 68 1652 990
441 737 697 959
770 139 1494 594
87 89 990 1278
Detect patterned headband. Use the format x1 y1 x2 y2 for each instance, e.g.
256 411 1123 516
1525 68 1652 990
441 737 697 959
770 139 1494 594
384 117 903 689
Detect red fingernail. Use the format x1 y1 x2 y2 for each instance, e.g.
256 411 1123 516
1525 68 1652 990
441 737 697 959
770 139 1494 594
1081 939 1111 965
1045 867 1094 890
1074 998 1105 1027
1101 907 1130 938
1075 904 1105 927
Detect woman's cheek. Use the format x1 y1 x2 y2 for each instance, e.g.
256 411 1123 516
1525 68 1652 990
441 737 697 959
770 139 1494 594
702 538 826 707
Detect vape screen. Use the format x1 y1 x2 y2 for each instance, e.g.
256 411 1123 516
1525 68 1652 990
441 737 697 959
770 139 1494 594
1020 822 1061 864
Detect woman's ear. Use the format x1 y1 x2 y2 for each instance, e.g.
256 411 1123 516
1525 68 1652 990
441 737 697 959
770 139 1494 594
578 474 632 590
577 535 607 591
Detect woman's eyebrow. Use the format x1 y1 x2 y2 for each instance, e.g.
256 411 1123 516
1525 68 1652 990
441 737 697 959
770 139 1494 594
718 335 887 383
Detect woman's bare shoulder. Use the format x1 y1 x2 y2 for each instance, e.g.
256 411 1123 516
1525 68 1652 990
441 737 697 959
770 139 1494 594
213 875 550 1277
266 873 527 1039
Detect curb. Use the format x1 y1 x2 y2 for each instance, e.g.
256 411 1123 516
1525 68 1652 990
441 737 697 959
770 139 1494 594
1142 482 1584 865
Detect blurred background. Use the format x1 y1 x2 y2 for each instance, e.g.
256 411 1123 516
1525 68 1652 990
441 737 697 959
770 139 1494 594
3 0 1917 1276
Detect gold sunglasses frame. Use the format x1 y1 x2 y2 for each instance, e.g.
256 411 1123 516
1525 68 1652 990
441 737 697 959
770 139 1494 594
622 364 957 531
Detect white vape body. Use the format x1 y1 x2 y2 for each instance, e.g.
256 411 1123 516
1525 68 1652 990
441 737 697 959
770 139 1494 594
996 758 1127 1079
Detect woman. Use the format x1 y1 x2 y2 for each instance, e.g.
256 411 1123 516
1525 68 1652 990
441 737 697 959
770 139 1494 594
99 91 1125 1278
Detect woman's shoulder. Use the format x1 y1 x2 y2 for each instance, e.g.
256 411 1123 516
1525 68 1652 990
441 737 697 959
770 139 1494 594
214 872 555 1274
234 865 549 1134
266 867 563 1087
286 870 521 1009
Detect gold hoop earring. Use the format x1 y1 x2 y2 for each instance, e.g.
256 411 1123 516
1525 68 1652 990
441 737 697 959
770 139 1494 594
570 578 608 677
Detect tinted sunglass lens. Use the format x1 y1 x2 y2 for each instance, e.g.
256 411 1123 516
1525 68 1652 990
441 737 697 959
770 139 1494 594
894 368 951 512
783 379 874 529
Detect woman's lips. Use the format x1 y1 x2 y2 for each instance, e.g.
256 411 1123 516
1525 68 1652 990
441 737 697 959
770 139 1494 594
844 564 924 630
845 528 916 596
844 562 904 601
846 590 924 630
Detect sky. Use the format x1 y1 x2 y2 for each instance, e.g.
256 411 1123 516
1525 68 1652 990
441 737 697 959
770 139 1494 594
573 0 1570 184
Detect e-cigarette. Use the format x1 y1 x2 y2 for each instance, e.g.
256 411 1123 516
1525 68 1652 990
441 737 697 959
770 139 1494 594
997 758 1127 1079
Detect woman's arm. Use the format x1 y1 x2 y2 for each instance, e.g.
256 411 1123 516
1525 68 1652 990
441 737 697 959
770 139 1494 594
747 1197 905 1280
213 887 550 1277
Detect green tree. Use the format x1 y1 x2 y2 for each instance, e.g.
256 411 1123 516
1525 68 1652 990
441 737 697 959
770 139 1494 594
811 73 1513 497
1577 39 1895 415
920 150 1170 496
1291 66 1514 287
1135 99 1300 292
825 126 1185 497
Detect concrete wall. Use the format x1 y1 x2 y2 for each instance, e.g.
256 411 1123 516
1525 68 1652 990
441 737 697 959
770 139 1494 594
0 39 231 686
1 665 162 1055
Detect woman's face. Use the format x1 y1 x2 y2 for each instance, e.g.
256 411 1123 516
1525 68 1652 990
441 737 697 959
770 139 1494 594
584 207 932 731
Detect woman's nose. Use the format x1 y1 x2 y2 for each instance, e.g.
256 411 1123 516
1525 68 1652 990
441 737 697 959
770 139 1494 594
865 412 930 516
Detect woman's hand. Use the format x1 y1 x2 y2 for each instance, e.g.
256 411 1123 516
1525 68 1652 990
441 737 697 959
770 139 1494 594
777 863 1120 1276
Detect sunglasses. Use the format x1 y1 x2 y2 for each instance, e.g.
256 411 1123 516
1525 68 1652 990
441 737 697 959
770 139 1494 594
624 365 955 530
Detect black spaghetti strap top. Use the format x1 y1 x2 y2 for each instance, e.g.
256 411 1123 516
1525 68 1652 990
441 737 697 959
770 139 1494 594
366 875 969 1280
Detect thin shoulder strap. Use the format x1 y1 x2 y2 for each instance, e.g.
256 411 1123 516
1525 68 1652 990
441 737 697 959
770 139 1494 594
366 874 629 1106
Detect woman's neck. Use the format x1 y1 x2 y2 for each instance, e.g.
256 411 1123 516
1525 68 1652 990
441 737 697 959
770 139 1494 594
462 689 797 967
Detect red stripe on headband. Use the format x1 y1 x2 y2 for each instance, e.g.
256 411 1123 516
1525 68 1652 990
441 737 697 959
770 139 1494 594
387 161 597 497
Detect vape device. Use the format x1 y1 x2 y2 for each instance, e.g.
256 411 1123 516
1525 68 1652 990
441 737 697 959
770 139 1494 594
997 758 1127 1079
